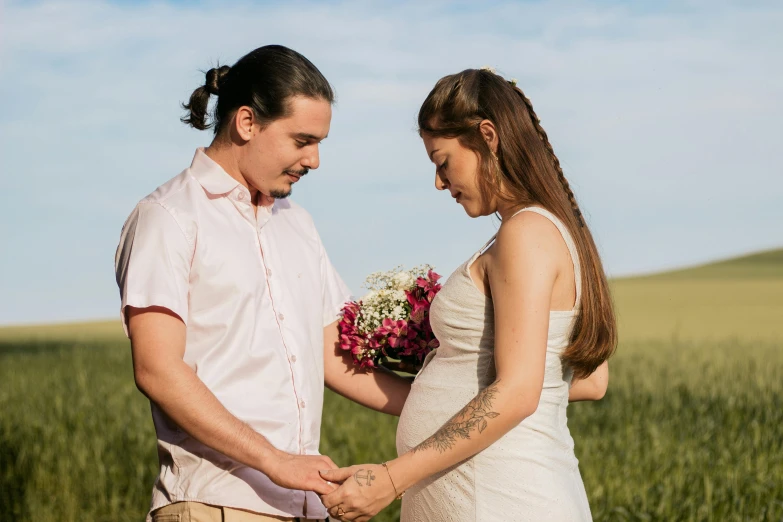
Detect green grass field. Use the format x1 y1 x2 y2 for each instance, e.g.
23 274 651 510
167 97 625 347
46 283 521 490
1 249 781 521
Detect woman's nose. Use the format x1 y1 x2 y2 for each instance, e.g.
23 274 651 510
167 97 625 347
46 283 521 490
435 172 448 191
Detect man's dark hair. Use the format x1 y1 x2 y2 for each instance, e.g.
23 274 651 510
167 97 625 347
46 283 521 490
181 45 334 134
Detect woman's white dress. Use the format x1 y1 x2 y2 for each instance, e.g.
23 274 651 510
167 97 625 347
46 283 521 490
396 207 593 522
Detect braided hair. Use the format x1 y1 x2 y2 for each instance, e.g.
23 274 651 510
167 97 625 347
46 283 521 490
508 85 585 227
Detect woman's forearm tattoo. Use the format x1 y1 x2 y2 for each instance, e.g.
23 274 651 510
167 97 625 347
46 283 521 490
412 381 501 454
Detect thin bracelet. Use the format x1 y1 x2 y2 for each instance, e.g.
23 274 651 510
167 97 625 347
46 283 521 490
381 461 404 499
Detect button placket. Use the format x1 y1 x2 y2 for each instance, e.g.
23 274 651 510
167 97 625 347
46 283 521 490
257 235 305 455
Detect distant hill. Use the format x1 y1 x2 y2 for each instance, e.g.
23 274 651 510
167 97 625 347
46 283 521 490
1 248 782 344
611 247 783 343
0 319 124 343
622 248 783 281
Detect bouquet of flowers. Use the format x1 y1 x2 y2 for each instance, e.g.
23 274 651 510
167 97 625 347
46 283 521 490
338 265 442 373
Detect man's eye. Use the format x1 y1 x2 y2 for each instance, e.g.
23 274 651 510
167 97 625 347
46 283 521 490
439 161 448 171
296 141 307 148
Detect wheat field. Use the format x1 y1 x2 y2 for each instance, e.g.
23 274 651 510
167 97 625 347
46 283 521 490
1 249 781 521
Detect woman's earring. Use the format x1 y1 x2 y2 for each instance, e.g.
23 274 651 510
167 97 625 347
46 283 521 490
491 151 503 185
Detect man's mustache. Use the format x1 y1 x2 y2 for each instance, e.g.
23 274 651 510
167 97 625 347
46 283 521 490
284 168 309 176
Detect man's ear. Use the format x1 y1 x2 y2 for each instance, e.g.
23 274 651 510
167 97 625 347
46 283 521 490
478 119 499 154
233 106 256 142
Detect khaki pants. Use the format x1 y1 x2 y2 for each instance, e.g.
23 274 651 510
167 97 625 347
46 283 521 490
150 501 328 522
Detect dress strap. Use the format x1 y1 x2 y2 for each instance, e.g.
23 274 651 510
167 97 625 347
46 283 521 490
509 207 582 308
477 233 498 255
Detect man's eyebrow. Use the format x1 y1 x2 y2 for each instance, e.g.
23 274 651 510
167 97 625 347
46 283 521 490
429 148 440 160
294 133 327 141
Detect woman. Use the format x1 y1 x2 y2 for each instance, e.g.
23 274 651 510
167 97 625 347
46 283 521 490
320 68 616 521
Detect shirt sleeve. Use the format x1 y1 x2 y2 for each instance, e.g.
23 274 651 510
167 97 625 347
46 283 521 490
114 201 193 337
318 236 353 328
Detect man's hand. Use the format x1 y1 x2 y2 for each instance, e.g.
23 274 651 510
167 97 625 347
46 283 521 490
266 452 340 496
127 306 340 496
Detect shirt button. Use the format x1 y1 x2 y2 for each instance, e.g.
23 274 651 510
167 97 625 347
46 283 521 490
300 400 306 408
237 192 245 200
266 268 272 277
290 355 297 363
278 313 285 321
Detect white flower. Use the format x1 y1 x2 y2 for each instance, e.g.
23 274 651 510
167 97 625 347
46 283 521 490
391 271 415 290
353 264 437 334
480 65 496 74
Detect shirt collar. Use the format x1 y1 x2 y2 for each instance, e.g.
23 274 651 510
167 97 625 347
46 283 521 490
189 147 242 196
189 148 278 218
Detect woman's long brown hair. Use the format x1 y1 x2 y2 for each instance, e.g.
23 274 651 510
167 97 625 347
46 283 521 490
419 69 616 379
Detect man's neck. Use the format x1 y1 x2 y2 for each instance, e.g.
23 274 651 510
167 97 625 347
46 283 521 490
204 143 249 190
204 143 274 214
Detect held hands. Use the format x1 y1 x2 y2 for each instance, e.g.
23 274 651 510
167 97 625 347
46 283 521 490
265 451 339 496
319 464 397 522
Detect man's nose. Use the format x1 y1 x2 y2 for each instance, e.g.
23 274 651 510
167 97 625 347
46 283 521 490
301 146 320 170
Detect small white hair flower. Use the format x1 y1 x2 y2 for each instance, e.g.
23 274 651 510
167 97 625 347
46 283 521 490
509 78 518 87
480 65 496 74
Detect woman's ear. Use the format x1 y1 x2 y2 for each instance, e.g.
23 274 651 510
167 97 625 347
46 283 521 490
478 119 499 154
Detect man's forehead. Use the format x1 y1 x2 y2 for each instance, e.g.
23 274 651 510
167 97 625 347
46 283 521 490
280 98 331 135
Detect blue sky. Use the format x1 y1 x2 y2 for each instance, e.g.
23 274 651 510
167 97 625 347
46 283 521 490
0 0 781 325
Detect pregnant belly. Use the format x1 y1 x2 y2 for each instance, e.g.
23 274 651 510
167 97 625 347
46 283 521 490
396 376 480 455
397 371 577 466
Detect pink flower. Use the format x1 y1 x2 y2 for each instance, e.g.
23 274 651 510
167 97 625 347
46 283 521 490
381 318 409 349
416 270 442 302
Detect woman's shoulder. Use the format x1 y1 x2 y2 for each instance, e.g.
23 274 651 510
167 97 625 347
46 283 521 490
497 208 564 245
490 208 571 270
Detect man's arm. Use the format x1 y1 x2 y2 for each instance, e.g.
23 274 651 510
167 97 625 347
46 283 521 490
323 320 412 417
128 306 337 495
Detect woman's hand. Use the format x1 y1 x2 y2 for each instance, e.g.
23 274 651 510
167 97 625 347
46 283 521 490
319 464 397 521
568 361 608 402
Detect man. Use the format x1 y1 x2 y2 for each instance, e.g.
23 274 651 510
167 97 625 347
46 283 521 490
115 45 409 522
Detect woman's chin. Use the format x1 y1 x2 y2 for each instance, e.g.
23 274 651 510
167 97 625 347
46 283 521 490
462 204 481 218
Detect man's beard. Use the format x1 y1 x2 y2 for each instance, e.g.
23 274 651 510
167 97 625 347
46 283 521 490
271 168 309 199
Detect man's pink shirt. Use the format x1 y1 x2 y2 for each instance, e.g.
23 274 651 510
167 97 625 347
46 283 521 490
115 148 352 520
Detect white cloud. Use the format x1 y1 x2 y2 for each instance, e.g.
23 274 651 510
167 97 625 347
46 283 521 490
0 0 781 324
